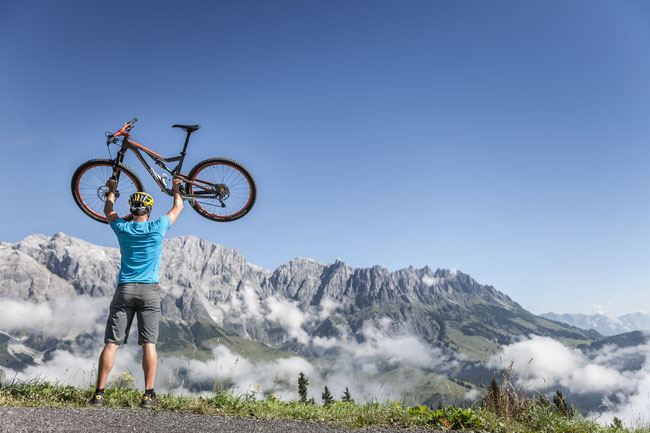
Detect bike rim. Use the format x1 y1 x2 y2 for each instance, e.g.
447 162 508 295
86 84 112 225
190 162 254 219
75 164 141 220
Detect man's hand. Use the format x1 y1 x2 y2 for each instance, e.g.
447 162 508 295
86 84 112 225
106 178 118 192
167 177 184 225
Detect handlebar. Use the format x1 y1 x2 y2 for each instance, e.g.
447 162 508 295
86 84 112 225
125 117 138 131
107 118 139 145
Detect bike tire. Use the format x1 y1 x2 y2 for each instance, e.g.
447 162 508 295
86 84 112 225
187 157 257 222
71 158 145 224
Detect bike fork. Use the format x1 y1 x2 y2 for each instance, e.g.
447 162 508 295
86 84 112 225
111 144 128 182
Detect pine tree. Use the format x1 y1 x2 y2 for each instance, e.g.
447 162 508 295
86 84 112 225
341 387 353 403
611 416 624 430
298 372 308 403
553 391 573 417
321 386 334 406
484 377 503 416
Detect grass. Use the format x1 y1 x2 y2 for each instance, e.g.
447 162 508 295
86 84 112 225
1 376 650 432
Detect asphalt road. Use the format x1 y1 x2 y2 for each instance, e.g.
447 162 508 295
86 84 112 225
0 407 459 432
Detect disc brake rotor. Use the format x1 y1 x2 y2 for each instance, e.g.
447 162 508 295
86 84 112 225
97 185 119 202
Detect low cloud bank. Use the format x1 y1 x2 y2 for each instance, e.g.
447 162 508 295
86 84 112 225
1 340 451 404
200 289 465 401
491 334 650 425
0 296 106 338
16 291 650 425
6 290 650 426
0 292 462 404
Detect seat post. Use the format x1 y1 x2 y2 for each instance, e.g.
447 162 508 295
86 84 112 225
171 124 200 174
181 131 192 156
174 131 193 176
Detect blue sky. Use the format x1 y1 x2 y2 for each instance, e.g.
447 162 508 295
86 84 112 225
1 0 650 315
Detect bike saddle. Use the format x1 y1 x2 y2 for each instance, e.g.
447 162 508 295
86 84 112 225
172 124 201 133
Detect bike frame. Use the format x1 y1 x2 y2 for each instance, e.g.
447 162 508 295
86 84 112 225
110 127 216 199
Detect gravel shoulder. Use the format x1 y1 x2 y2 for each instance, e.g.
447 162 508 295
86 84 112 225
0 407 454 433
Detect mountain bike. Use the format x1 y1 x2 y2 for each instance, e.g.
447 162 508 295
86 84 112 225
71 118 256 224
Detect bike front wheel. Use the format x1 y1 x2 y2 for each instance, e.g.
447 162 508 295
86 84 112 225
71 158 145 224
186 157 257 222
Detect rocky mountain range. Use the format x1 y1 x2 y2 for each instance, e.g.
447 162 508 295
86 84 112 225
0 233 599 359
540 312 650 336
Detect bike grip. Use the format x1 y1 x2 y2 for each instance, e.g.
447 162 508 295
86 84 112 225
130 118 138 124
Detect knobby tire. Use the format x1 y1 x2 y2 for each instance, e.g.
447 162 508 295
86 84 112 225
187 157 257 222
71 158 145 224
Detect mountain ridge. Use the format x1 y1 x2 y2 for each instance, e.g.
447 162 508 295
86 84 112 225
541 311 650 336
0 232 599 360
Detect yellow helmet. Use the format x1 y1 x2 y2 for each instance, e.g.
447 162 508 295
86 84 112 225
129 192 154 215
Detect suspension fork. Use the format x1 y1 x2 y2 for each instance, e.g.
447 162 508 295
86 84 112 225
111 139 129 182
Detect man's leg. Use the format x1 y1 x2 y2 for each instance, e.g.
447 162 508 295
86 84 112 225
96 343 120 389
138 284 160 392
142 343 157 390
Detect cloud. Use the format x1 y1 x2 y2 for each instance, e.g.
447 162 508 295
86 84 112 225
1 343 314 401
0 296 106 338
8 288 650 428
5 345 140 390
265 297 313 345
317 297 338 321
301 317 464 402
491 334 650 425
421 276 441 287
12 327 650 427
200 287 320 345
167 345 315 399
1 305 461 406
490 336 632 394
421 269 456 287
344 318 448 371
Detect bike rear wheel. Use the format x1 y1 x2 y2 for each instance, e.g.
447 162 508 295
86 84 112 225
71 158 145 224
187 157 257 222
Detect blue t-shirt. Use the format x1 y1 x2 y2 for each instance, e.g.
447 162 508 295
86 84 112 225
109 215 171 284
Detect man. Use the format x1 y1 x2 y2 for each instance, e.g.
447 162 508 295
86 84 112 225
91 176 183 408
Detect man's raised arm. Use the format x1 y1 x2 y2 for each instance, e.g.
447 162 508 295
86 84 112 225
166 177 184 225
104 179 134 222
104 179 119 222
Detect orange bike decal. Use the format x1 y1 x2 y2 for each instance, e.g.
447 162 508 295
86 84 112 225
129 140 164 159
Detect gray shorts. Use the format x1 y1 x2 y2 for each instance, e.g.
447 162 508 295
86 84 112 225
104 283 161 345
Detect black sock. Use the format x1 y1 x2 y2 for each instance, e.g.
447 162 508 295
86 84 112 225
95 388 104 395
145 388 154 395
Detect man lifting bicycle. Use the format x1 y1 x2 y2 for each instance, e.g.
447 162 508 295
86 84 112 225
90 176 183 409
